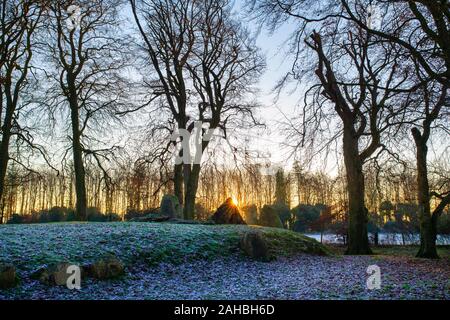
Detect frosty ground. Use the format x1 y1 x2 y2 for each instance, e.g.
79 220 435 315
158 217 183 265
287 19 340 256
0 223 448 300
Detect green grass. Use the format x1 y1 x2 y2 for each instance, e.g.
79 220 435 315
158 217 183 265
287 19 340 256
329 244 450 259
262 227 333 256
372 245 450 259
0 222 329 273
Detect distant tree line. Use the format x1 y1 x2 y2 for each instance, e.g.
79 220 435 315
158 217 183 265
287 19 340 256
3 159 449 243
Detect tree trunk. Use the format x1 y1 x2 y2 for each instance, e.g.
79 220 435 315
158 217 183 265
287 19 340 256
413 129 439 259
174 163 183 206
0 133 11 214
183 163 201 220
343 128 372 255
70 98 87 221
0 110 13 216
0 81 15 208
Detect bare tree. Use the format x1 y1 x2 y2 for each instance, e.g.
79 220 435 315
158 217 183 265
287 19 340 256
182 0 265 218
408 80 449 258
249 0 410 254
131 0 264 219
338 0 450 258
42 0 131 220
305 28 408 254
0 0 43 215
130 0 198 208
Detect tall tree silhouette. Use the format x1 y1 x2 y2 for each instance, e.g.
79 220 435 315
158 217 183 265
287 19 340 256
0 0 43 215
43 0 130 220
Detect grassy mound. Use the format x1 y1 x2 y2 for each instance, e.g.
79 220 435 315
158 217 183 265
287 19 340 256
0 222 330 274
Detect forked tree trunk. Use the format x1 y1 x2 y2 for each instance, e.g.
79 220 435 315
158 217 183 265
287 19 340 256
343 128 372 255
183 135 213 220
412 128 439 259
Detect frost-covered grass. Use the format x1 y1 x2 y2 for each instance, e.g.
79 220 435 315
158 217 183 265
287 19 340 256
0 223 448 300
0 222 328 275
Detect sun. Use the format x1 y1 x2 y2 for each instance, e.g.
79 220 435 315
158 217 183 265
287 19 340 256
231 197 239 207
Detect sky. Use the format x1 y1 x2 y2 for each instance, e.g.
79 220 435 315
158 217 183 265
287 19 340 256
230 1 309 170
